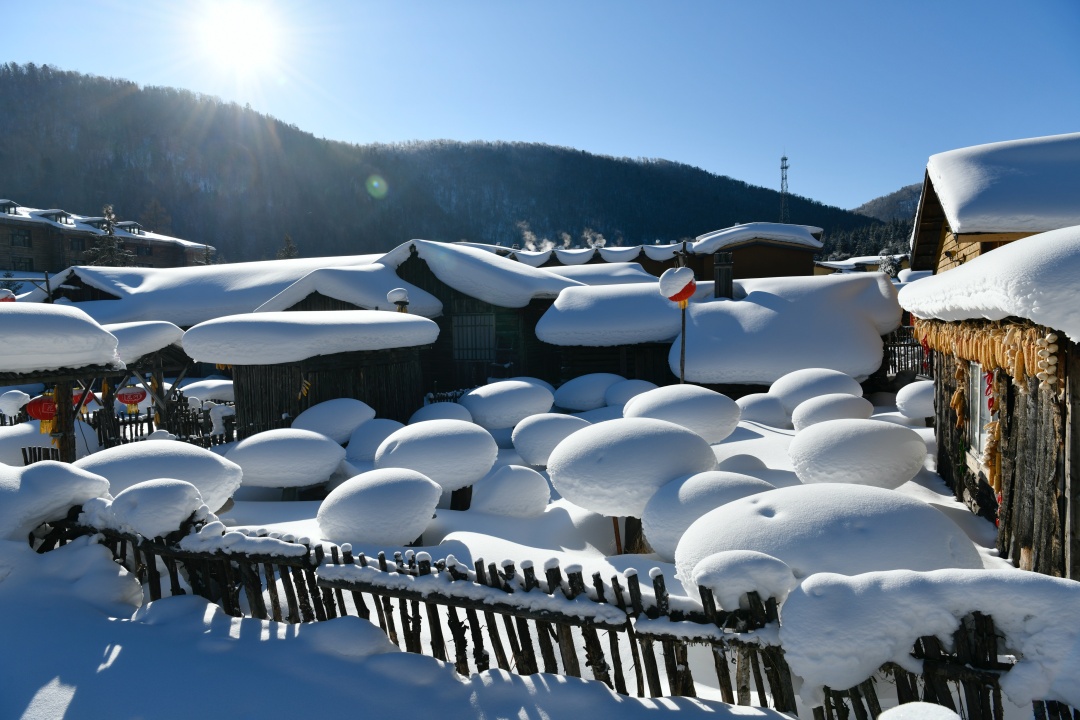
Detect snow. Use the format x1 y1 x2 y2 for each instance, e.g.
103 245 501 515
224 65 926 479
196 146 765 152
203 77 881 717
177 377 234 402
469 465 551 518
374 420 498 492
254 264 443 317
790 393 874 431
642 470 776 561
880 703 961 720
547 417 717 518
510 413 591 466
100 321 184 364
735 393 790 428
0 419 101 464
926 132 1080 234
0 460 109 540
509 248 551 267
769 368 865 414
73 439 243 512
623 384 741 444
182 310 439 365
691 550 798 611
346 418 405 462
458 380 554 430
553 248 596 265
85 479 205 539
674 484 984 584
410 401 473 423
225 429 346 489
552 372 625 411
896 380 935 419
788 418 929 489
381 240 581 308
897 268 932 284
659 266 696 298
317 468 442 545
536 282 684 347
693 222 823 253
603 378 658 407
0 303 121 373
781 569 1080 708
0 389 30 416
898 225 1080 340
542 262 657 285
678 275 901 384
291 398 377 445
598 246 645 263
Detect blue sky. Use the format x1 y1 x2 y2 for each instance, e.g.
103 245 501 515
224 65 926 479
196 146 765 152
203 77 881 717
4 0 1078 209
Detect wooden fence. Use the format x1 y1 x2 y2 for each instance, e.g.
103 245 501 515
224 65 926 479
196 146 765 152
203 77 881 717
884 326 931 377
30 510 1078 720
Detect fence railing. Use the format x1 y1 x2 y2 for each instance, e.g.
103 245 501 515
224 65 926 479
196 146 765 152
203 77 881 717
883 325 931 377
30 509 1076 720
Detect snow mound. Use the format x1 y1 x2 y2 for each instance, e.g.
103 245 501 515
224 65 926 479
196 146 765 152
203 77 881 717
769 368 864 414
178 378 234 402
470 465 550 518
107 479 205 538
571 405 624 423
603 379 658 408
879 704 960 720
789 419 928 489
642 471 776 561
375 420 498 492
0 419 101 465
0 303 121 372
896 380 935 419
74 440 242 511
0 461 110 540
0 389 30 417
291 398 377 445
458 381 554 430
674 484 983 582
511 413 591 467
735 393 790 428
504 376 556 394
691 550 798 611
547 417 717 518
553 373 626 411
102 321 184 364
317 468 441 545
623 384 740 444
346 419 405 462
791 393 874 431
225 429 346 489
299 615 400 661
409 402 473 424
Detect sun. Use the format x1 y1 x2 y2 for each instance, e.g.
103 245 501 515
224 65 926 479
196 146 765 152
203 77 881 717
196 2 281 78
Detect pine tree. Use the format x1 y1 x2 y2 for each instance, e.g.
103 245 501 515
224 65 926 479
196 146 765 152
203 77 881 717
276 233 298 259
83 204 136 266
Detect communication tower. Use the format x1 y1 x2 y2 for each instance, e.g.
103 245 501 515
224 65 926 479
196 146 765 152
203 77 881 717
779 154 790 224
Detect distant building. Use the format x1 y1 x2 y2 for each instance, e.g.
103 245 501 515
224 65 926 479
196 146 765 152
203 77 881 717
0 199 213 272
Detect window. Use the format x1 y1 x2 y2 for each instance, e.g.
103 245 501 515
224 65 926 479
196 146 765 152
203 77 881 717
452 314 496 362
10 228 31 248
135 245 153 256
70 238 86 252
11 257 33 272
967 362 994 454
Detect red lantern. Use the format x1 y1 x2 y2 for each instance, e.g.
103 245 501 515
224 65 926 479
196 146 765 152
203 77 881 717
26 396 57 421
0 289 14 302
659 267 697 308
73 390 97 408
116 386 147 414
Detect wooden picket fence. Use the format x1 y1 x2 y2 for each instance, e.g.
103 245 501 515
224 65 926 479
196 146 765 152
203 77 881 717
30 510 1078 720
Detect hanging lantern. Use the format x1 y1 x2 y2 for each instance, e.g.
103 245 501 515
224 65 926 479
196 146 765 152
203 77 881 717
116 385 147 414
26 393 57 435
0 289 15 302
659 266 697 309
72 389 97 413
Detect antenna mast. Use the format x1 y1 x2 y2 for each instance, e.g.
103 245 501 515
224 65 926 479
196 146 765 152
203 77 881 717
779 154 790 224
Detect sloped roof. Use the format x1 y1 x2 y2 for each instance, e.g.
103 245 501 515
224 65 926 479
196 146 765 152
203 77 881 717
693 223 823 254
255 264 443 317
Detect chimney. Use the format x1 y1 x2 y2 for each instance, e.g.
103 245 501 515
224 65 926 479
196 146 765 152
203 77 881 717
713 252 733 298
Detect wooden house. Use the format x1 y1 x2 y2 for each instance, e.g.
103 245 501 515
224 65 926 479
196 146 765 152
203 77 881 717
899 225 1080 579
908 132 1080 273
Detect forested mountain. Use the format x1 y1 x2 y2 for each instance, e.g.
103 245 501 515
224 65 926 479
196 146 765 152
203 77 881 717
1 63 885 262
853 183 922 222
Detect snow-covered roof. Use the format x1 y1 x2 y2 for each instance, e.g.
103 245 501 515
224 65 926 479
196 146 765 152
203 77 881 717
0 202 214 252
100 321 185 364
816 254 906 272
693 223 823 254
182 310 440 365
22 255 380 327
0 303 122 373
255 265 443 317
927 132 1080 234
542 262 657 286
380 240 582 308
898 225 1080 340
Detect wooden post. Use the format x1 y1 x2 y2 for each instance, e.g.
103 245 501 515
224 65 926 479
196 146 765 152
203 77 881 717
54 380 75 462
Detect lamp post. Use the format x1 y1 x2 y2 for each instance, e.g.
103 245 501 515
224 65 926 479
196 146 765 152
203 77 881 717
659 266 696 384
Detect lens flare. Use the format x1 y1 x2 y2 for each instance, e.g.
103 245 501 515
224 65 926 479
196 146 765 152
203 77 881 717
366 175 389 199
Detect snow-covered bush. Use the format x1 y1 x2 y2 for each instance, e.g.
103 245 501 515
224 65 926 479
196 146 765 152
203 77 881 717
375 419 498 492
409 402 473 424
511 413 590 467
691 550 798 611
346 419 405 462
642 470 775 561
735 393 790 428
458 380 554 430
470 465 550 517
225 429 345 489
674 484 983 582
768 368 864 414
317 468 441 545
552 373 626 412
177 378 234 403
291 398 376 445
0 461 109 540
104 479 205 538
603 379 658 408
896 380 935 419
0 389 29 417
547 417 716 518
788 418 927 488
623 384 740 444
76 440 242 511
791 393 874 431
